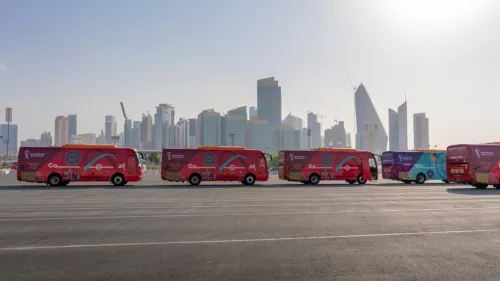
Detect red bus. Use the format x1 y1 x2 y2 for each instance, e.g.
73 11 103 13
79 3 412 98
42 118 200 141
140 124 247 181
446 144 500 189
161 146 270 185
17 144 144 186
278 148 378 185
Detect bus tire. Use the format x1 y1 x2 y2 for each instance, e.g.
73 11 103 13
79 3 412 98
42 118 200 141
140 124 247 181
111 173 126 186
415 173 426 184
357 174 367 185
442 180 449 184
309 173 320 185
243 173 256 185
474 183 488 189
47 173 62 187
189 173 201 186
347 180 355 184
301 181 310 185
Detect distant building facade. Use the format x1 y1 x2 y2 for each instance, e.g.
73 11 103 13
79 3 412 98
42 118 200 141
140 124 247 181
413 113 429 150
355 83 388 154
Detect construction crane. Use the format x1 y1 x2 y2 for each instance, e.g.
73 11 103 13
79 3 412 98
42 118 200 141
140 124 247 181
120 102 129 146
333 116 340 125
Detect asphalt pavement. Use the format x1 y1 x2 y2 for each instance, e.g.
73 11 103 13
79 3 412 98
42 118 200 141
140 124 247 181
1 174 500 280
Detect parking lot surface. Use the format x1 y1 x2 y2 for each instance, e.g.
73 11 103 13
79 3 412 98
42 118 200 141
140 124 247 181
1 174 500 280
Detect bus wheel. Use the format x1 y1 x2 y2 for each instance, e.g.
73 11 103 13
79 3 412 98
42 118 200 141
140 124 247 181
111 174 126 186
474 183 488 189
442 180 449 184
48 174 62 187
301 181 310 185
309 173 320 185
243 174 256 185
189 173 201 186
347 180 355 184
415 173 426 184
357 174 367 185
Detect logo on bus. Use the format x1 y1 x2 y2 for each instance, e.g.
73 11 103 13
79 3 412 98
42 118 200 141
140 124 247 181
24 150 45 159
202 152 217 166
475 148 494 158
167 152 184 160
64 150 81 165
321 153 333 166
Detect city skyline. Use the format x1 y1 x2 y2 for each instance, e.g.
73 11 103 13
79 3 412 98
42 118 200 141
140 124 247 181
2 1 499 148
3 80 435 155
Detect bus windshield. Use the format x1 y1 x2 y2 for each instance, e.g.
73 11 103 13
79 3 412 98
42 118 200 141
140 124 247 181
136 152 143 167
381 153 393 166
447 146 468 164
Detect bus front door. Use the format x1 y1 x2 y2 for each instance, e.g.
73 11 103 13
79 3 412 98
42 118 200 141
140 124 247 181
369 157 378 180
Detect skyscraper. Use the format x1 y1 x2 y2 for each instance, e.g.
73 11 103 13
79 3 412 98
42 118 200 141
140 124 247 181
324 121 346 148
188 118 197 148
131 121 141 149
177 119 190 148
197 109 223 146
124 119 132 147
141 113 153 149
225 106 247 146
247 119 272 153
54 116 69 146
282 112 303 131
104 115 117 144
388 108 399 151
307 112 321 148
154 104 175 149
67 114 77 142
414 113 430 150
388 101 408 151
257 77 281 153
0 124 18 155
354 83 388 154
40 131 52 146
249 106 257 119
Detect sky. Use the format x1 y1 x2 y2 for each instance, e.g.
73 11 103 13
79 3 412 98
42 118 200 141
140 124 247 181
1 0 499 149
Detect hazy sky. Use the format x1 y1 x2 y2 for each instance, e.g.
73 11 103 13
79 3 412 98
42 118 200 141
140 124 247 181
1 0 499 148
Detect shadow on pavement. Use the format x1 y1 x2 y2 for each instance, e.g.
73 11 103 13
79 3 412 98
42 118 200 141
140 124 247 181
0 182 399 190
447 187 500 195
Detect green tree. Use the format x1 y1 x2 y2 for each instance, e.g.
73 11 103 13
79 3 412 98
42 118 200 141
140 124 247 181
148 152 161 164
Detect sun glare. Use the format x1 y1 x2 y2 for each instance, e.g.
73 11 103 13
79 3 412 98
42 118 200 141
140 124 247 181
386 0 488 31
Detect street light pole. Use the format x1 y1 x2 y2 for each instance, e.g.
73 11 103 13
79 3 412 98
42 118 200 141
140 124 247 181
4 108 12 164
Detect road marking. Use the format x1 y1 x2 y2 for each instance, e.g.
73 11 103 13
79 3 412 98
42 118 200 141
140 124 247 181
3 199 500 211
2 206 500 221
0 229 496 251
3 196 500 206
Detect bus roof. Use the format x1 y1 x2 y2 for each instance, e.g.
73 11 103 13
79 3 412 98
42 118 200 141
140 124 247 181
311 148 356 152
61 144 119 149
411 149 447 152
197 146 246 150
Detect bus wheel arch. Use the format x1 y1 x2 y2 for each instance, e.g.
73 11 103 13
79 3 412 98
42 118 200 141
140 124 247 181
357 174 367 185
111 173 126 186
415 173 426 184
243 173 256 185
189 173 202 186
47 173 62 186
309 173 320 185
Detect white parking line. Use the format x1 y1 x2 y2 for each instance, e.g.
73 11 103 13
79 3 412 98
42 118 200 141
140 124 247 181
2 195 500 206
0 229 496 251
3 198 500 211
2 206 500 221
